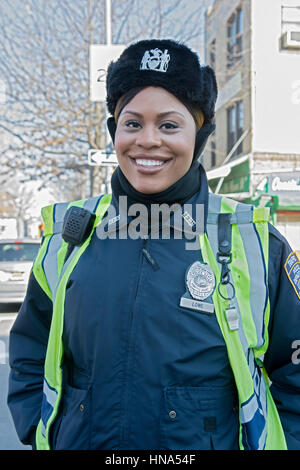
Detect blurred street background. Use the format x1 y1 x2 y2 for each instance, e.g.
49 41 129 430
0 304 30 449
0 0 299 450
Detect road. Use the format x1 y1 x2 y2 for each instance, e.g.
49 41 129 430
0 303 31 450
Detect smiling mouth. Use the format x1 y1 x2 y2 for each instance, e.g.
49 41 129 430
135 159 164 167
130 157 171 170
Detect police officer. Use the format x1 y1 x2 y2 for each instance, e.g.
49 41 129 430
7 39 300 450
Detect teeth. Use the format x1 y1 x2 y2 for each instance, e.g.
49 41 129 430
135 159 164 167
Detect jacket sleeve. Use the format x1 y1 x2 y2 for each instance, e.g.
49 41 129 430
7 272 52 448
264 223 300 449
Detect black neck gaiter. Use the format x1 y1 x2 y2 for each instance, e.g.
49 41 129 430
111 160 204 210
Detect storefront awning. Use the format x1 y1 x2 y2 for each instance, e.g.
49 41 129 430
207 154 251 198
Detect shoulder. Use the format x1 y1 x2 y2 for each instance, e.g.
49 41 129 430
268 222 290 245
207 193 254 214
267 222 300 301
41 196 108 232
268 222 293 263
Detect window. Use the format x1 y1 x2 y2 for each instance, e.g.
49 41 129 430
227 101 243 157
227 7 243 69
209 39 216 70
281 5 300 35
280 6 300 50
211 135 216 167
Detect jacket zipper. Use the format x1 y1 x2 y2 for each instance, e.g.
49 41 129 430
120 238 159 447
142 245 160 271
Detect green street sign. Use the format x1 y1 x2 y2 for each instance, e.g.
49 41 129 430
209 159 250 194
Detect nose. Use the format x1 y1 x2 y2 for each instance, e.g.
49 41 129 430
135 125 161 148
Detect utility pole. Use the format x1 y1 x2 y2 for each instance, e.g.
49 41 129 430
104 0 112 194
88 0 95 198
88 0 124 192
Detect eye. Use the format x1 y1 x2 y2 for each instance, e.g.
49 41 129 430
124 120 141 129
160 122 179 130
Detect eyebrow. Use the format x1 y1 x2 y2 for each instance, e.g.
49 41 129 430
121 110 186 119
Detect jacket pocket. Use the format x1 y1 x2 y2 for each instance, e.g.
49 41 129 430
160 385 239 450
52 384 91 450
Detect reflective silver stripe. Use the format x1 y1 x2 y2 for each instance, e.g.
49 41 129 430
207 193 222 253
52 245 80 302
236 203 267 348
230 211 253 224
43 378 58 408
207 213 220 224
234 205 268 448
241 393 259 423
42 202 69 296
43 234 62 295
55 202 70 222
242 352 268 449
83 196 100 212
52 221 63 234
207 211 253 225
207 194 270 449
251 349 267 429
42 421 46 438
42 379 58 438
259 424 268 450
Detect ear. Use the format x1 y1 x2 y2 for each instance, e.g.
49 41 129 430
107 117 117 144
193 123 215 160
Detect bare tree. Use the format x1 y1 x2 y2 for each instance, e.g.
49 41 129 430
0 0 211 200
0 0 107 199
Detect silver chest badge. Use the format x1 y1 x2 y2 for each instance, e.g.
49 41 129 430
180 261 216 315
140 48 170 73
186 261 215 300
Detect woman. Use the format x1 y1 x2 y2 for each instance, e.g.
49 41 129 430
8 39 300 450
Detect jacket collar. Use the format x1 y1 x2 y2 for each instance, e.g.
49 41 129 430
100 170 209 239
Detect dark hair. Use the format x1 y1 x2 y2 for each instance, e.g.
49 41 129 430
114 86 146 122
114 86 204 130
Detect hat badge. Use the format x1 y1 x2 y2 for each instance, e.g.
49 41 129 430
140 48 170 73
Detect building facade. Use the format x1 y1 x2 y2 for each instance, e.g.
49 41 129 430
204 0 300 252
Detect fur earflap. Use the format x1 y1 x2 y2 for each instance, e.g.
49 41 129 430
106 39 218 123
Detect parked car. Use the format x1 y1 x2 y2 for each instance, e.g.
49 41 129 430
0 238 40 304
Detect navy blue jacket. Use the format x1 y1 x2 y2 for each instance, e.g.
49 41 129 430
7 189 300 450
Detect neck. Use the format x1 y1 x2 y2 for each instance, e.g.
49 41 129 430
111 160 203 209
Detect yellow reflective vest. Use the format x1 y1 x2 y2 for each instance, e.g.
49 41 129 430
33 193 287 450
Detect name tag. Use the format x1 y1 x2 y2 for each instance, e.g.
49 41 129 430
180 296 214 314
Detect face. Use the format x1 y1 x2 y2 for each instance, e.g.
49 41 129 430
114 86 196 194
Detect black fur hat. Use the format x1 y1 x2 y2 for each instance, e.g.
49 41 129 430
106 39 218 123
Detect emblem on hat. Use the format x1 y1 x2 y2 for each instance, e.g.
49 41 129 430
186 261 215 301
140 48 170 73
